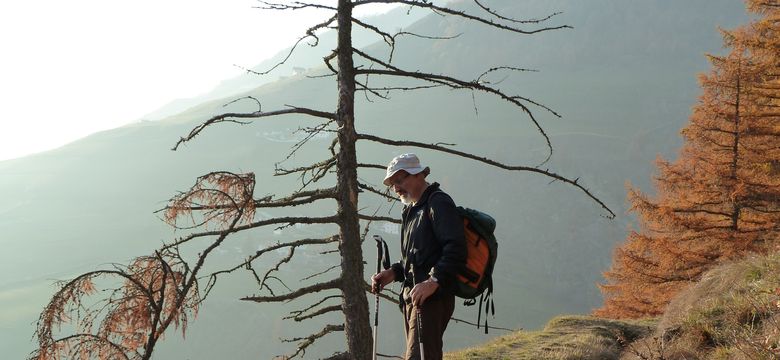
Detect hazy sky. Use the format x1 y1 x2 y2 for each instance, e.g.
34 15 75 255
0 0 397 162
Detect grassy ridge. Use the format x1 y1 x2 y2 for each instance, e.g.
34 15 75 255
623 253 780 360
447 253 780 360
445 315 655 360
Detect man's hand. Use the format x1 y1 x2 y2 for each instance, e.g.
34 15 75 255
409 279 439 306
371 269 395 293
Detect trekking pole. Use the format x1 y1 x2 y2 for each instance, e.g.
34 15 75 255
410 262 425 360
372 236 391 360
372 235 384 360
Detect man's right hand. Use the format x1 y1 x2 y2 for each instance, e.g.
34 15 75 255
371 269 395 293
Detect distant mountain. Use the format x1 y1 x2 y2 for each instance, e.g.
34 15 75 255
139 6 427 122
0 1 748 359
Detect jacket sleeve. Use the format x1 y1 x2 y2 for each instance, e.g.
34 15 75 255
428 192 466 291
391 261 404 283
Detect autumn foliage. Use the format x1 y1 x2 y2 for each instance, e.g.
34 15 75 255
32 255 199 360
597 0 780 318
31 172 254 360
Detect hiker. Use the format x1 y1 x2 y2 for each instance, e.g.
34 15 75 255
371 153 466 360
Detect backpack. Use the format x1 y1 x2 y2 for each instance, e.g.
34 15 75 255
429 192 498 333
454 206 498 333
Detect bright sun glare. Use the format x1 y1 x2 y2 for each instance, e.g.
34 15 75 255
0 0 400 162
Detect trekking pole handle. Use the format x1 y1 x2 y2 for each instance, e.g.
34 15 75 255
373 235 383 274
381 239 391 270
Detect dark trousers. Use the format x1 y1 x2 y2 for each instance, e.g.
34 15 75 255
402 289 456 360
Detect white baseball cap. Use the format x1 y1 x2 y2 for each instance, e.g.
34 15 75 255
383 153 430 186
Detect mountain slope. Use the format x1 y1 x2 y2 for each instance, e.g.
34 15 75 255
0 1 749 358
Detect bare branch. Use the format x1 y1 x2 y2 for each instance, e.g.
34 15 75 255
201 236 339 300
206 236 340 283
358 133 616 218
351 17 461 63
277 156 339 191
162 215 339 249
358 163 387 171
358 213 398 223
359 83 445 92
172 106 334 151
358 182 399 203
352 48 557 163
256 1 336 11
281 323 345 359
257 188 338 207
287 295 343 321
256 247 297 295
236 13 337 76
285 305 342 322
356 75 392 101
285 120 338 161
158 188 336 217
242 278 342 303
473 0 563 24
323 49 339 77
301 264 342 281
276 156 337 176
353 0 572 35
476 66 538 84
352 17 395 47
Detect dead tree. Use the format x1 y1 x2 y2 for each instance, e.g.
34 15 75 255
33 1 615 359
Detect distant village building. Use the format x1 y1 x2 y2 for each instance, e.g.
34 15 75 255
292 67 306 76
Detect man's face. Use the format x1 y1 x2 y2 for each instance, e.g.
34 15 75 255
387 170 423 205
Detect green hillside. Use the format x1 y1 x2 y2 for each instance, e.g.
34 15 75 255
0 1 749 359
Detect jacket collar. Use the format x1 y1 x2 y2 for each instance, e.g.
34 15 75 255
404 182 441 211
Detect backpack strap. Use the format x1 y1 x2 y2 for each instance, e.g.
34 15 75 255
476 284 495 334
425 189 450 219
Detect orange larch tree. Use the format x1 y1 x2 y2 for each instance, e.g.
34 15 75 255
597 0 780 319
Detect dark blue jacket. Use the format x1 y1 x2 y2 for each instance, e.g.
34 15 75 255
391 183 466 293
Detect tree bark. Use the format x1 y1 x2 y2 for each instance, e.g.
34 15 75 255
335 0 372 358
731 71 742 232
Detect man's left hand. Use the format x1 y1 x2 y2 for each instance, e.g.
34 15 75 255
409 279 439 306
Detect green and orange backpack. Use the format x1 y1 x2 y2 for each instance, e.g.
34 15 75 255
429 192 498 333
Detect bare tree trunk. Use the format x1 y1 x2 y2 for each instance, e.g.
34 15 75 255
335 1 371 358
730 72 742 232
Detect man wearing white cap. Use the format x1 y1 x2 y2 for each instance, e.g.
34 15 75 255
371 153 466 360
